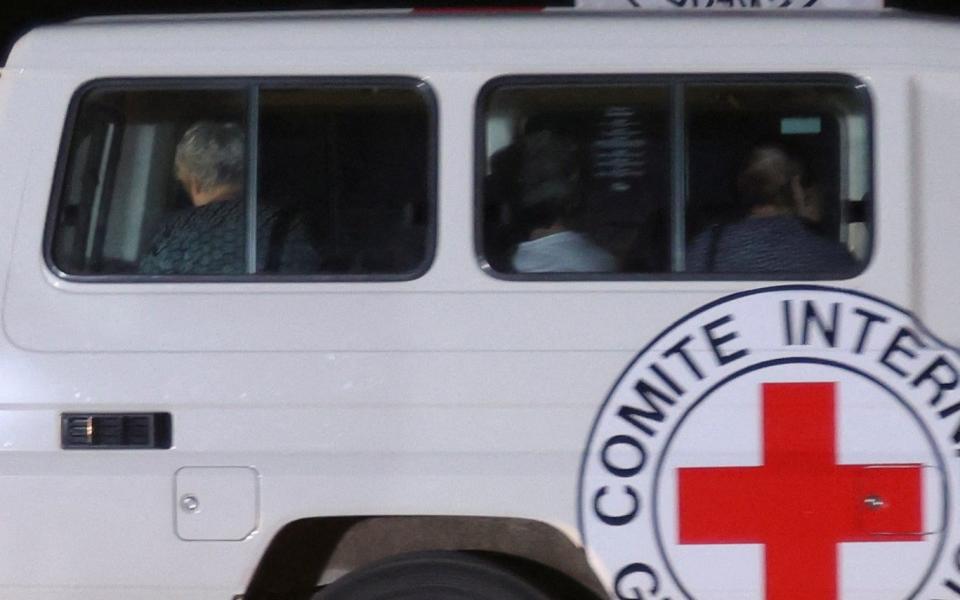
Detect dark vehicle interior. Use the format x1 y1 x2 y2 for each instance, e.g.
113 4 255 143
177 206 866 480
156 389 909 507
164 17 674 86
52 83 432 278
481 79 871 276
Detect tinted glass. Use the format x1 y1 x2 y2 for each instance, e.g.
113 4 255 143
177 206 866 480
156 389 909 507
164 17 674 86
479 77 870 279
51 81 434 279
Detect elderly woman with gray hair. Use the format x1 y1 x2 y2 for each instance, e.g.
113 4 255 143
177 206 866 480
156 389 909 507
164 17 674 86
173 121 245 208
139 121 316 275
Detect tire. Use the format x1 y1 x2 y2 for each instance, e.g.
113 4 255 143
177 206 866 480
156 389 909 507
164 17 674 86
316 551 554 600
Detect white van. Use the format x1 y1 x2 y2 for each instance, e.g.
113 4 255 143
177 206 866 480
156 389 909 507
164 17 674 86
0 2 959 599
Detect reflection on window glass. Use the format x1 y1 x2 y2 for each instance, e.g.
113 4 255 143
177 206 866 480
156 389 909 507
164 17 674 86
51 81 433 279
480 78 870 278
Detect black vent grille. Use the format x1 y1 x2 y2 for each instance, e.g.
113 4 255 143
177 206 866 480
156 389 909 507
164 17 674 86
61 413 172 449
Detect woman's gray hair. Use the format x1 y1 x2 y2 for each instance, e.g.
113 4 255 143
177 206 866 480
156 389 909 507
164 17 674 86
174 121 244 192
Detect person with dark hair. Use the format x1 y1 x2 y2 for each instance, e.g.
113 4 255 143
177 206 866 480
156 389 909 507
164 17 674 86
510 130 616 273
686 145 856 274
139 121 317 275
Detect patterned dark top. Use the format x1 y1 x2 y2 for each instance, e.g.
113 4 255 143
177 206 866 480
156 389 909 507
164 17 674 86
138 197 318 275
686 215 858 275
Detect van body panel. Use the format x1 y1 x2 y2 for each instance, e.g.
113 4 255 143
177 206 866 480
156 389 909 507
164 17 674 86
0 10 954 599
911 73 960 346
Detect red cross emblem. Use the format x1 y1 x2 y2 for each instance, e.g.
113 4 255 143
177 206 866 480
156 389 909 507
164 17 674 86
678 382 924 600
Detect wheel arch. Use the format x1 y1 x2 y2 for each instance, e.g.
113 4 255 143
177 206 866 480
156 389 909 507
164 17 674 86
243 515 606 600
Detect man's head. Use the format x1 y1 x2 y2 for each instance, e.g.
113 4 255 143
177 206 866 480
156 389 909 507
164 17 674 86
174 121 244 206
516 129 581 234
737 145 804 215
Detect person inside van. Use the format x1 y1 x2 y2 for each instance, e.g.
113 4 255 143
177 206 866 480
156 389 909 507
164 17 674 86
686 144 856 274
138 121 249 274
510 130 617 273
139 121 317 275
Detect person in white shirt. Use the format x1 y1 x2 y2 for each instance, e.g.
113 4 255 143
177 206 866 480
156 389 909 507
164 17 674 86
510 130 616 273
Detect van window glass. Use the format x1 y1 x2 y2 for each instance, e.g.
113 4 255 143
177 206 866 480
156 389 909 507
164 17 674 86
479 77 871 279
50 81 434 279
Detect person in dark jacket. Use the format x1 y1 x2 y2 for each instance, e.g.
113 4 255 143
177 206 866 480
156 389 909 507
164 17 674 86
139 121 316 275
686 145 857 275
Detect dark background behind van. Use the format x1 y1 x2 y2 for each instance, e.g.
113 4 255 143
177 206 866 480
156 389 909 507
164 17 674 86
1 0 959 64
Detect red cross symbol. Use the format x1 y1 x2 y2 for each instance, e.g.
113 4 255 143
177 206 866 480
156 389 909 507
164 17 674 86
678 382 923 600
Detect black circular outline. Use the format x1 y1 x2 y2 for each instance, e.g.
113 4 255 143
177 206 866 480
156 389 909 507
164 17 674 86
577 285 958 540
576 285 960 599
650 358 948 600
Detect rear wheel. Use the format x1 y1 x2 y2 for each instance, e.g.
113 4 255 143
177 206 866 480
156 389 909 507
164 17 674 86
316 551 553 600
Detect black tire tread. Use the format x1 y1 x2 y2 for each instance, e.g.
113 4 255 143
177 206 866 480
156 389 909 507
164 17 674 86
317 550 554 600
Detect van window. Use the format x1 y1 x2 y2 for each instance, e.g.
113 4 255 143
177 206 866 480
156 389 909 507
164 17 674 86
49 80 435 280
479 76 871 278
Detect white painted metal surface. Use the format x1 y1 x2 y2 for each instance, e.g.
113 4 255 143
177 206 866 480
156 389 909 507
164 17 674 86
176 467 259 541
577 0 884 10
0 9 955 600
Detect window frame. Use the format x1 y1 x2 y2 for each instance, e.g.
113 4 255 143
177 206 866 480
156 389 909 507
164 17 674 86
45 76 439 283
474 72 874 282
